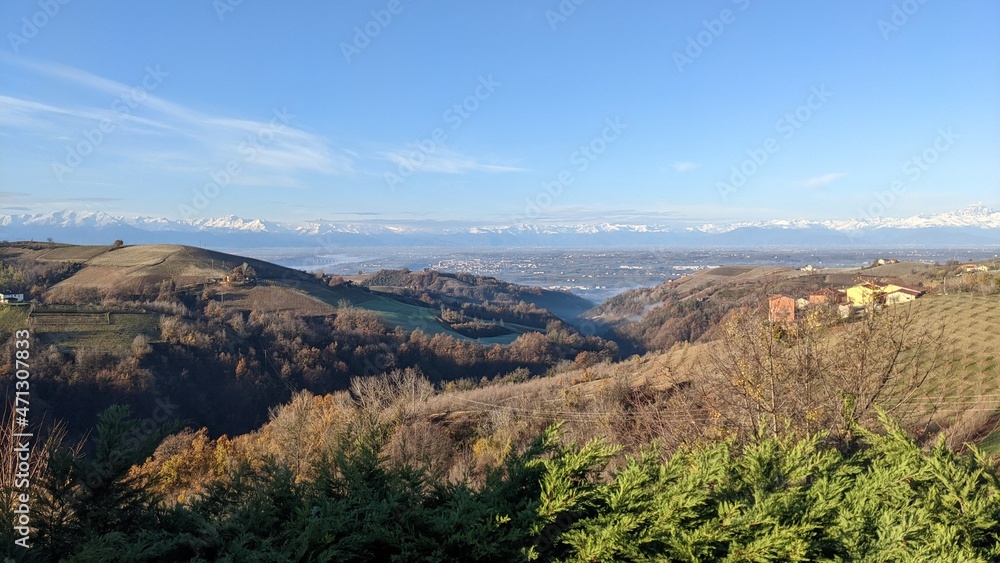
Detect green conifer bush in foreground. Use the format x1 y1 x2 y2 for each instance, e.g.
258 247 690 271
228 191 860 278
3 408 1000 561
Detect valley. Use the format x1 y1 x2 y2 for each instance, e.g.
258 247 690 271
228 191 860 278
248 245 1000 302
2 239 999 559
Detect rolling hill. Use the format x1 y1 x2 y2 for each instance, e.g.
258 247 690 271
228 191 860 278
585 260 952 353
1 242 622 439
412 290 1000 454
3 241 997 451
5 242 569 344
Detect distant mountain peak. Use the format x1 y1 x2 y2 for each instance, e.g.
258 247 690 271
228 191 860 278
2 205 998 247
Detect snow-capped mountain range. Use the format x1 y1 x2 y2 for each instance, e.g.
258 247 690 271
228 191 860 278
1 206 999 248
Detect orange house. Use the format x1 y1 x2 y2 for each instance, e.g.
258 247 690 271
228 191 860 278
807 288 846 306
768 294 796 323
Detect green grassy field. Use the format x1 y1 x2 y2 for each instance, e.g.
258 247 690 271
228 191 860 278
30 310 161 353
0 305 30 340
279 281 539 344
289 281 462 336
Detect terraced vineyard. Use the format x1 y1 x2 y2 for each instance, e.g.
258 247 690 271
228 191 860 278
903 293 1000 450
28 307 161 352
32 244 113 262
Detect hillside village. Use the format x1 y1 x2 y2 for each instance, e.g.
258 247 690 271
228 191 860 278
768 280 926 323
763 255 1000 323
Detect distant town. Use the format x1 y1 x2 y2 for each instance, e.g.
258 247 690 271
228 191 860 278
257 247 1000 303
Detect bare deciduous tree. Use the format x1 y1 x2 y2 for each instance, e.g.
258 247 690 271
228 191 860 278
696 303 949 443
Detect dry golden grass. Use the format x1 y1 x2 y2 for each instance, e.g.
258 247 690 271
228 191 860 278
218 283 336 315
33 245 113 262
413 345 708 453
86 245 182 268
418 291 1000 453
45 245 213 296
862 261 941 281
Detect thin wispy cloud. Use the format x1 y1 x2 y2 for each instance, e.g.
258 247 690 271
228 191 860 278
671 161 700 173
381 147 526 174
798 173 846 189
0 58 355 186
0 95 109 128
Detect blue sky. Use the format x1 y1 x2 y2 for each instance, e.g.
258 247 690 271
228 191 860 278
1 1 998 226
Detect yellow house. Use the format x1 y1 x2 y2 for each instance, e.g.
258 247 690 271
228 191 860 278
885 288 922 305
846 282 923 306
845 282 885 306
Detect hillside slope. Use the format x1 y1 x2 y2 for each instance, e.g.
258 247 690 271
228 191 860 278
12 243 509 341
587 262 948 353
0 242 621 438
